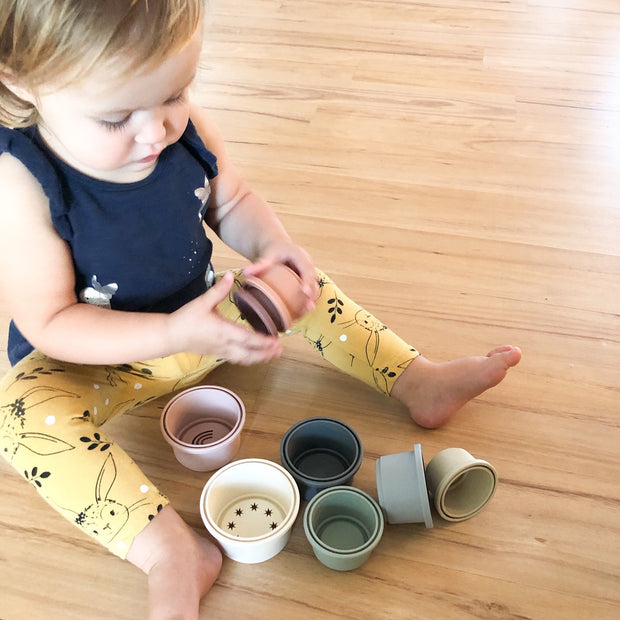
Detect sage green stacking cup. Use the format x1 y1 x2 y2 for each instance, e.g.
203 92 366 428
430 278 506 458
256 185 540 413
303 486 384 571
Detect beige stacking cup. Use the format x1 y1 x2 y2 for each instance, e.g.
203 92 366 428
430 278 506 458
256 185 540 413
200 458 300 564
425 448 497 522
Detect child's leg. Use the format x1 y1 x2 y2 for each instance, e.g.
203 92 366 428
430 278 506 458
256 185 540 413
0 350 223 618
291 269 521 428
289 270 420 395
126 504 222 620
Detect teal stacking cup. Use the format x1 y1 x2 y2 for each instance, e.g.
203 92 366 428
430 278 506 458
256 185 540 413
280 417 363 500
303 486 384 571
375 444 433 527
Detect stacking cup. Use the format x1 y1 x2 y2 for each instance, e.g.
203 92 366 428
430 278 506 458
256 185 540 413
200 458 300 563
375 444 433 527
280 417 363 500
303 486 384 571
160 386 245 472
425 448 497 522
233 263 308 335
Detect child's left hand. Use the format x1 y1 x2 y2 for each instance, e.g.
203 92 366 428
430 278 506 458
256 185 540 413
242 240 319 313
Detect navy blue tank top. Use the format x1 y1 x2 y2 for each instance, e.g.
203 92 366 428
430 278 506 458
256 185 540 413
0 121 218 365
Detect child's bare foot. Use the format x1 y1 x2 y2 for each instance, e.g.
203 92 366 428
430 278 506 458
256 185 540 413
391 345 522 429
126 505 222 620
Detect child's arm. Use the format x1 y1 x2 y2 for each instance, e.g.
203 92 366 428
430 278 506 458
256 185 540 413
0 152 282 365
189 103 318 306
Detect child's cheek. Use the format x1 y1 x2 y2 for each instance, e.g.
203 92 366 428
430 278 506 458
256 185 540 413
82 132 132 170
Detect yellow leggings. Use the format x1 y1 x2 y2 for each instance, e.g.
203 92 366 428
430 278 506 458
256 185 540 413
0 269 418 558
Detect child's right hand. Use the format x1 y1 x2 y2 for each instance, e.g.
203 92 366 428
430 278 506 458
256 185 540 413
166 271 283 365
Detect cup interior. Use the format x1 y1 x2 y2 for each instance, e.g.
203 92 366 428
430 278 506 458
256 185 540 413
162 387 244 448
305 487 382 554
439 465 496 518
203 459 299 541
282 418 361 482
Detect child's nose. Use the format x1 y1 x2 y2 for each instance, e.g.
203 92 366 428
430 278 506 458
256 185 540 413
135 109 167 146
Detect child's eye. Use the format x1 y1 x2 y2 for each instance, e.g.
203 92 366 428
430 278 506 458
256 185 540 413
166 90 187 105
99 115 131 132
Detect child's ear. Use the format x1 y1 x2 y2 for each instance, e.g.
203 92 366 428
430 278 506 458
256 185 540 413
0 69 36 105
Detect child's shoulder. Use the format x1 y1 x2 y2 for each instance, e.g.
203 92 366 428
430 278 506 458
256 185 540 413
0 139 52 222
0 124 36 155
0 125 60 215
0 125 50 184
0 148 43 197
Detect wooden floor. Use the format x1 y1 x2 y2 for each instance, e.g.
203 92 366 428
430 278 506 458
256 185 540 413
1 1 619 618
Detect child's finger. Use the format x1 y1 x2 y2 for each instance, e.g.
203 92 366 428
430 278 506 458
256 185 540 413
241 258 274 277
201 270 234 308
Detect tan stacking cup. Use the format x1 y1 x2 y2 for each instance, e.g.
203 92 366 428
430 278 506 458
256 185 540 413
425 448 497 522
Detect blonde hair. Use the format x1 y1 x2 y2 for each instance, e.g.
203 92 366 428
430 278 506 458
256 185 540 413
0 0 204 127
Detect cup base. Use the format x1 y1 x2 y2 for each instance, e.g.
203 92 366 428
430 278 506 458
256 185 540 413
293 448 350 479
316 515 371 551
375 444 433 528
175 418 233 445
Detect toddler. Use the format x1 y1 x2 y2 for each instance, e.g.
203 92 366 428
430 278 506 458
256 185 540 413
0 1 521 618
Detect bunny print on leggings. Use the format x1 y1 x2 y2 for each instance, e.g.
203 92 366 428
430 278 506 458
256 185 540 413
58 452 152 544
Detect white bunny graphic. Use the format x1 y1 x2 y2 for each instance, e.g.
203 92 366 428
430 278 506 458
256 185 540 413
79 275 118 308
194 175 211 221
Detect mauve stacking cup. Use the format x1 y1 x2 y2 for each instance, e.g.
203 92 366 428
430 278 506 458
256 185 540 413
233 263 308 335
160 386 245 472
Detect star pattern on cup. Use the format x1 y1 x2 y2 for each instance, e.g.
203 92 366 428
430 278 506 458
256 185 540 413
224 501 279 533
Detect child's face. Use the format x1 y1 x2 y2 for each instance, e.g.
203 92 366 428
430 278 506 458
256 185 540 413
32 29 203 183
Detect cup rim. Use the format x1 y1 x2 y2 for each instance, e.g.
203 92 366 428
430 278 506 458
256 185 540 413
233 286 280 335
280 417 363 483
303 486 384 556
243 276 293 330
161 385 245 451
200 458 300 542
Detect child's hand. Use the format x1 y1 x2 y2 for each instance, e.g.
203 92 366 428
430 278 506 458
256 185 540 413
166 271 282 364
242 241 319 313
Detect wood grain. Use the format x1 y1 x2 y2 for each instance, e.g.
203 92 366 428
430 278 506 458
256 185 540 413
1 1 618 618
